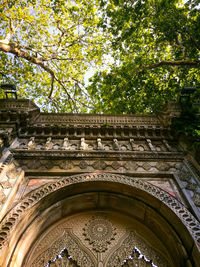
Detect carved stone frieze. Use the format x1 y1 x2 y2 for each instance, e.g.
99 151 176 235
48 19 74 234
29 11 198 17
11 149 185 162
35 113 161 127
111 161 122 170
15 138 176 154
1 173 200 251
16 157 181 173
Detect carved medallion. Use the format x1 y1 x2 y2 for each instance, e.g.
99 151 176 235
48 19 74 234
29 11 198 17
83 215 117 252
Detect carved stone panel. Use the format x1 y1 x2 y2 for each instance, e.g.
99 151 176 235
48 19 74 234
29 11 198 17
25 211 169 267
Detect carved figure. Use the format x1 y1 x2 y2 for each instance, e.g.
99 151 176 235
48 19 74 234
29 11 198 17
146 139 156 152
27 137 36 150
0 138 3 146
0 138 3 149
163 139 172 151
80 138 88 150
0 138 3 156
130 139 136 150
45 137 53 150
97 138 104 150
113 139 120 150
62 137 71 150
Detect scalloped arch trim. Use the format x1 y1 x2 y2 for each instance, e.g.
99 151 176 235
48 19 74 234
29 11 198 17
0 173 200 250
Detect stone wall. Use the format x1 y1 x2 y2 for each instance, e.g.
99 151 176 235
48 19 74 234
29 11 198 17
0 99 200 266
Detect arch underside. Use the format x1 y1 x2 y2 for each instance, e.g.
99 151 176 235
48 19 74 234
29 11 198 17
0 173 200 267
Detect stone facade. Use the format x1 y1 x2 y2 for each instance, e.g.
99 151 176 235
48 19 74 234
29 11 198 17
0 99 200 266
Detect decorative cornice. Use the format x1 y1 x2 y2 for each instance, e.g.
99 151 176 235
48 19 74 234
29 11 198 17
35 113 161 126
0 100 160 126
0 99 176 140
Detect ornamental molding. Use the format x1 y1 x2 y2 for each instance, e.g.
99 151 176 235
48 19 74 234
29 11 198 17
34 113 161 126
11 149 184 161
14 137 179 154
0 173 200 250
1 99 175 140
0 100 161 127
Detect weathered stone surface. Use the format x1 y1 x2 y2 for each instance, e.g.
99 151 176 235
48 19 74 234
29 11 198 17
0 99 199 267
0 190 6 204
0 181 11 189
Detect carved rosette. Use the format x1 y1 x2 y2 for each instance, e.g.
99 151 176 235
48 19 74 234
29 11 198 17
83 215 117 252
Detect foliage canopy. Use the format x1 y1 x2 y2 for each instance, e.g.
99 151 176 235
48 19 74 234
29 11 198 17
0 0 200 113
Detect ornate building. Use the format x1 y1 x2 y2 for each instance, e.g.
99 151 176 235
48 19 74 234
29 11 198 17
0 99 199 266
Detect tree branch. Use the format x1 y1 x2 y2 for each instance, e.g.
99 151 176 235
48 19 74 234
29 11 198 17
4 17 22 44
0 41 56 98
134 59 200 73
0 71 9 79
54 77 78 112
0 41 81 108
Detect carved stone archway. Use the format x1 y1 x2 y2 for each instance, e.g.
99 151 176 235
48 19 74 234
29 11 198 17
0 173 200 266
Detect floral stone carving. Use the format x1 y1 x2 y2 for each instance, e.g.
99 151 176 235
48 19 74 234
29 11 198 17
83 215 117 252
31 232 93 267
107 232 168 267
